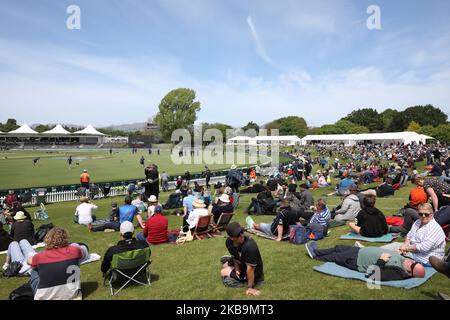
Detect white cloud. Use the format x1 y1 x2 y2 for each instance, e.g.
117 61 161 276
246 16 278 68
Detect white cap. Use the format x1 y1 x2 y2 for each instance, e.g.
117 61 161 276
219 194 230 203
120 221 134 235
148 195 157 202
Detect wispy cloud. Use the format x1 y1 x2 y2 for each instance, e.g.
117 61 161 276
246 16 278 68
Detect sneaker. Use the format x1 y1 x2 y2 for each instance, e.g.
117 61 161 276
2 262 9 271
305 242 317 259
104 229 115 233
245 216 254 230
354 241 364 248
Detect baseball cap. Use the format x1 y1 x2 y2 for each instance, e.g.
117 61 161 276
111 202 118 208
120 221 134 235
154 206 163 214
226 222 244 238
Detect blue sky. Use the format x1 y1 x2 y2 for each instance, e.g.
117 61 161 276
0 0 449 128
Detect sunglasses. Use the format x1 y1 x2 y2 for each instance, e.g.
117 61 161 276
418 212 432 217
410 262 419 275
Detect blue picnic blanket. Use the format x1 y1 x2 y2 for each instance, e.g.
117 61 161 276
313 262 437 289
340 232 399 243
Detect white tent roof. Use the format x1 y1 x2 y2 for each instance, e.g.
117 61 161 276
42 124 71 135
8 124 38 134
301 132 433 142
73 125 105 136
254 135 301 141
228 136 254 141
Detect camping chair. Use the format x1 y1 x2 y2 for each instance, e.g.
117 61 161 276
103 247 152 296
210 212 234 233
192 214 213 240
34 203 49 221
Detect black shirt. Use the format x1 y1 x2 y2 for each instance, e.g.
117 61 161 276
270 208 298 236
211 203 234 223
101 238 149 274
10 220 36 245
226 236 264 283
356 207 388 238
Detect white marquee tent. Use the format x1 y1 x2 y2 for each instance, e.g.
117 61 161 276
227 135 301 146
300 132 434 146
73 125 105 136
42 124 71 135
8 124 38 135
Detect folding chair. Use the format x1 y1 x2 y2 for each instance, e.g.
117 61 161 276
34 203 49 220
210 212 234 233
103 247 152 296
192 214 213 240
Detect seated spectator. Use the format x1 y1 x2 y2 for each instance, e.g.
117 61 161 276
306 198 331 233
101 221 149 278
317 174 329 188
89 202 120 232
336 177 356 196
0 222 12 251
137 206 169 245
382 203 446 266
240 182 267 194
299 183 314 213
211 194 234 224
119 196 145 229
74 197 98 225
429 252 450 279
163 190 183 209
132 194 148 216
182 189 197 219
10 211 36 245
146 195 160 218
331 188 361 222
389 176 430 234
305 242 425 281
28 227 89 300
245 190 276 215
3 190 18 209
348 195 388 238
184 200 209 232
246 200 298 241
220 222 264 296
362 177 395 198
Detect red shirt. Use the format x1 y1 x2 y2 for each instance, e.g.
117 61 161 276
143 213 169 244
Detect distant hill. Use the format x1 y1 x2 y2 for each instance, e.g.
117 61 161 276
100 122 146 132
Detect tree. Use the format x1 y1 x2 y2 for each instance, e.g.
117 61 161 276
154 88 201 142
0 118 19 132
379 108 399 132
335 120 370 134
202 122 233 143
417 125 435 137
34 124 51 133
264 116 308 137
342 108 383 132
242 121 259 136
388 105 448 132
431 123 450 144
406 121 421 132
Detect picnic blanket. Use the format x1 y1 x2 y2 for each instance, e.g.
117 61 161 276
0 242 46 255
313 262 437 289
386 216 404 226
245 228 289 241
81 253 101 265
340 232 399 243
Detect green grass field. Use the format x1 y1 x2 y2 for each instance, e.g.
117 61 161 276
0 149 273 190
0 171 448 300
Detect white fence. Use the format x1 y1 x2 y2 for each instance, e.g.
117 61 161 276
0 176 227 206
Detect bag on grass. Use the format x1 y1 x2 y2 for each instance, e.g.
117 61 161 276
176 229 193 245
34 223 54 243
289 224 308 245
3 261 22 278
9 282 33 300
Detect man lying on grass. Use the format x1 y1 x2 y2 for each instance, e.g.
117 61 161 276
220 222 264 296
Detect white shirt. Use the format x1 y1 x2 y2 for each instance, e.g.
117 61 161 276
75 203 98 225
186 208 209 229
407 218 446 264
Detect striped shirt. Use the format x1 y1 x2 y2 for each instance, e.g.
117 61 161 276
407 218 446 264
309 207 331 227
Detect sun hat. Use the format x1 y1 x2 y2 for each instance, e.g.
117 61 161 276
13 211 27 221
192 199 206 208
230 165 237 170
219 194 230 203
148 195 158 202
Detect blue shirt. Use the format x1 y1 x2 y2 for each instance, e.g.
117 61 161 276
183 195 196 213
119 204 139 224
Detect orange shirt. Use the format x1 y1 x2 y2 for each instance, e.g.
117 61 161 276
409 186 428 208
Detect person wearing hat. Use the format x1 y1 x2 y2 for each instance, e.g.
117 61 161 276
88 201 121 232
211 193 234 224
221 222 264 296
10 211 36 245
101 221 149 276
184 199 209 231
146 195 160 217
80 169 90 190
137 206 169 245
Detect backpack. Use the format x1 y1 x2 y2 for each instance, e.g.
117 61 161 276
289 224 309 245
307 224 327 241
34 223 54 243
9 282 33 300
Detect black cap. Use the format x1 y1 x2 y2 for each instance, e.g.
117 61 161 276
111 202 118 207
226 222 244 237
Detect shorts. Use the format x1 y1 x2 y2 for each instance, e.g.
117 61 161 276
259 223 274 236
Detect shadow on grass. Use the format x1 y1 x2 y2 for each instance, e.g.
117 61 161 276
82 281 99 299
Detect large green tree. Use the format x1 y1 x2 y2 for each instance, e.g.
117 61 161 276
202 122 233 143
388 105 448 132
342 108 383 132
242 121 260 136
0 118 19 132
264 116 308 137
379 108 399 132
154 88 201 142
